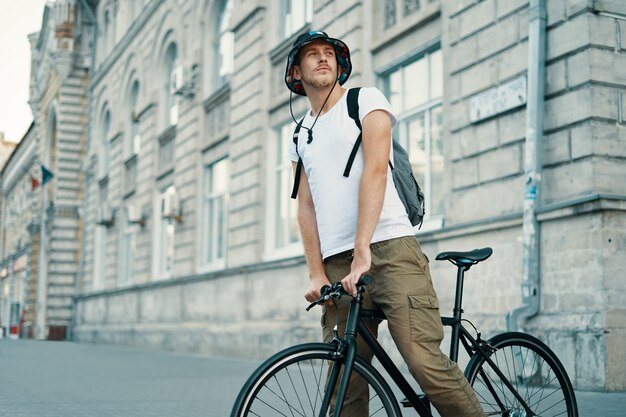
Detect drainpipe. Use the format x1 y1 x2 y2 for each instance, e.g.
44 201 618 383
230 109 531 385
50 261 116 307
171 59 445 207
73 0 97 340
506 0 546 332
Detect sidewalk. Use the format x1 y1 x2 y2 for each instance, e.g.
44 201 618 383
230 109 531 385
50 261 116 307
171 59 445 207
0 339 624 416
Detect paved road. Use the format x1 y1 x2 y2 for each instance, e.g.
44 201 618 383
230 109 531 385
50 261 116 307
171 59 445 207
0 339 624 416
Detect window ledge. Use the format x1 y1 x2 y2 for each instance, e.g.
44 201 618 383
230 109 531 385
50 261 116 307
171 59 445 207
124 153 138 166
123 189 135 200
156 165 174 181
263 242 304 263
197 259 226 275
371 4 441 54
415 215 444 234
158 124 177 144
268 25 311 65
98 175 109 186
203 83 231 112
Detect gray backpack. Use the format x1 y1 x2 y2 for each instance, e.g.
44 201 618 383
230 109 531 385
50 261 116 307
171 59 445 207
291 87 425 228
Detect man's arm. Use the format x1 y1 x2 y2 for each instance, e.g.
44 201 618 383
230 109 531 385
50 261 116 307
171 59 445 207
341 109 391 296
292 161 331 302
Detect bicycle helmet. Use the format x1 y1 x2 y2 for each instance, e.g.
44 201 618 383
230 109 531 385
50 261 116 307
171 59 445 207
284 30 352 96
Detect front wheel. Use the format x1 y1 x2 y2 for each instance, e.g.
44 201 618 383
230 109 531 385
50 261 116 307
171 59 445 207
231 343 401 417
465 331 578 417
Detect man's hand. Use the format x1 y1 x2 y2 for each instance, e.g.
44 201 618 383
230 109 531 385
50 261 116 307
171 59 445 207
305 275 332 302
341 248 371 297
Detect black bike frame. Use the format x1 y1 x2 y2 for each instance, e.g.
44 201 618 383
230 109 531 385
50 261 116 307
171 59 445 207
330 263 535 416
331 295 433 416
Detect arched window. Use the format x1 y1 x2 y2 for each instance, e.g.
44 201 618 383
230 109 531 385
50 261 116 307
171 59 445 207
128 80 140 155
103 8 110 56
100 108 111 178
214 0 233 89
45 108 57 171
164 42 179 126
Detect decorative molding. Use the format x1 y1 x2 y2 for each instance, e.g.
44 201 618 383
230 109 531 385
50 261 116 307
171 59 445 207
89 0 166 90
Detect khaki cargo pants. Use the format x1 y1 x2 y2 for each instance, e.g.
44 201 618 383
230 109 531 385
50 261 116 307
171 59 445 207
322 236 485 417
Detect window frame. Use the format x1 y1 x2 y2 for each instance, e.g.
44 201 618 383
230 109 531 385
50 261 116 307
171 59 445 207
93 182 108 290
213 0 234 91
199 156 229 271
98 108 111 180
152 185 176 280
281 0 313 40
264 119 302 261
164 42 179 127
379 46 444 230
118 205 135 287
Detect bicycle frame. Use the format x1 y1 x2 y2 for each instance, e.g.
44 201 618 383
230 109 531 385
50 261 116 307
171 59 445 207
329 264 535 416
329 294 433 416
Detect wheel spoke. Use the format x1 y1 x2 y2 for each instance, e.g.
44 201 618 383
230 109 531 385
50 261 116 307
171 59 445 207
466 334 577 417
233 347 399 416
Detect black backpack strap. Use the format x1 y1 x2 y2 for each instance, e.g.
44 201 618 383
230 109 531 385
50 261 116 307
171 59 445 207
343 88 362 177
291 117 305 199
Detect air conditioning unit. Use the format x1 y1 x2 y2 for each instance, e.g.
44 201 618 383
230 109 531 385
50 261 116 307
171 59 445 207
96 206 115 227
161 190 182 222
170 65 184 95
171 64 199 98
127 204 146 227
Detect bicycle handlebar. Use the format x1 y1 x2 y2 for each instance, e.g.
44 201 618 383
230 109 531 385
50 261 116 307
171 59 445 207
305 275 372 311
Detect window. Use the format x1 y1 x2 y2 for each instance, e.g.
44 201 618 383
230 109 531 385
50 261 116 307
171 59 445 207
103 8 111 55
214 0 234 89
165 43 179 126
159 134 175 170
382 48 443 220
270 122 300 251
119 206 135 286
157 185 176 277
124 157 137 195
202 158 229 266
282 0 313 39
127 80 141 158
93 183 108 289
99 109 111 178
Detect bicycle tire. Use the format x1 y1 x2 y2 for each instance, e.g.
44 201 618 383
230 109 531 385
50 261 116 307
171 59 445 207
231 342 401 417
464 331 578 417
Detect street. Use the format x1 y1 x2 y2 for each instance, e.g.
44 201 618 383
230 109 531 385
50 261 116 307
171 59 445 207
0 339 624 416
0 339 257 417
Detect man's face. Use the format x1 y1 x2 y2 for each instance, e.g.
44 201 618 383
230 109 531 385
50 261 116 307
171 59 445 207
293 40 340 91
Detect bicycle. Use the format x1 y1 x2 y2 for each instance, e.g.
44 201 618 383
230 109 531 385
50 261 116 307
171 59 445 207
231 247 578 416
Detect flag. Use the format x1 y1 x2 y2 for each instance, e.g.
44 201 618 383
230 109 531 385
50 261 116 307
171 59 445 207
41 165 54 186
31 176 40 190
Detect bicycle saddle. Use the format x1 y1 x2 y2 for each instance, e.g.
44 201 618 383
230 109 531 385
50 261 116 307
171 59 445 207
435 247 493 267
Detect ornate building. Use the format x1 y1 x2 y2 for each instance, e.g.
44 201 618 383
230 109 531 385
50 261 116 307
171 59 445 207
0 0 93 340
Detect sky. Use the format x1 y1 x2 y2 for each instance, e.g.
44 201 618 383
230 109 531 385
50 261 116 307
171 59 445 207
0 0 49 143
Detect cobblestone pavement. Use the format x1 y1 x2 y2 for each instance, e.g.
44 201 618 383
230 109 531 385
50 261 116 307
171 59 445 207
0 339 624 416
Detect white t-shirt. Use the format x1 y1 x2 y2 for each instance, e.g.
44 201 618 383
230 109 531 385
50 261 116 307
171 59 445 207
288 87 415 259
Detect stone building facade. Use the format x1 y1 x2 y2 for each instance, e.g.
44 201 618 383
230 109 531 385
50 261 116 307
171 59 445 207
2 0 620 391
0 126 35 338
0 0 93 340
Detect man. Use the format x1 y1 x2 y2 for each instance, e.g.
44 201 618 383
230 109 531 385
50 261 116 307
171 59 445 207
285 31 485 417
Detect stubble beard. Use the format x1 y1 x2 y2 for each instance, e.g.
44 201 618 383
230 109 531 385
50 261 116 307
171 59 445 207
302 72 337 90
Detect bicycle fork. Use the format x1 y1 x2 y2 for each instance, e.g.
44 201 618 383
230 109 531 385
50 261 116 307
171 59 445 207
331 295 361 416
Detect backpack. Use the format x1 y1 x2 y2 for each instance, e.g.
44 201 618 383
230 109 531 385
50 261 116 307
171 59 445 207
291 87 425 228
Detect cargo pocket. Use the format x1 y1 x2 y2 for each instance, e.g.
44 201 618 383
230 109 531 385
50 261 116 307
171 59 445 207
408 294 444 343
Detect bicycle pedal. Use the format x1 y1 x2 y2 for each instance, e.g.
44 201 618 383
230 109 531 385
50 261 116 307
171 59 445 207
400 394 430 409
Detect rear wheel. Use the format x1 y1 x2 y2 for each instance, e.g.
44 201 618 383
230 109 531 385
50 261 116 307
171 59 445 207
465 332 578 417
231 343 401 417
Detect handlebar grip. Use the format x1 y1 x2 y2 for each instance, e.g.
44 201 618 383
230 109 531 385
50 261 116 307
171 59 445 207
358 275 372 286
320 285 331 296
